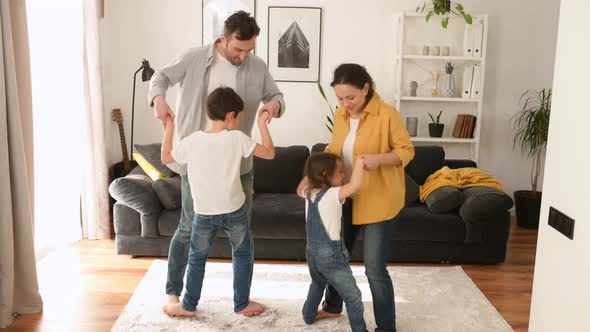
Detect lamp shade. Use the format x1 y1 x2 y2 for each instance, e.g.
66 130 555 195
141 59 155 82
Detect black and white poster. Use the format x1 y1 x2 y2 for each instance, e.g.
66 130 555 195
267 7 322 82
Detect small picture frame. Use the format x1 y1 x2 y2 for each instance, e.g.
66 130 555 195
202 0 256 46
267 6 322 82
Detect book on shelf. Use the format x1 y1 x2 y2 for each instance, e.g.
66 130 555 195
452 114 465 138
453 114 477 138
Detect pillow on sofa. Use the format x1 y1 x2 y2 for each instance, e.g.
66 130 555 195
460 186 514 221
254 146 310 194
404 173 420 207
152 176 181 210
133 143 176 181
424 186 463 213
108 174 162 215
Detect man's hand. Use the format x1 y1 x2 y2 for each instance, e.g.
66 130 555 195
258 98 281 124
358 154 382 171
153 95 175 128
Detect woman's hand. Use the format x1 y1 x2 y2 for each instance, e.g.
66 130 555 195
358 154 382 171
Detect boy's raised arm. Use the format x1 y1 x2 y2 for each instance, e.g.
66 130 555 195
253 111 275 160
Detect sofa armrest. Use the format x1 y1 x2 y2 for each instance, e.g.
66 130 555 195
444 159 477 169
459 186 514 243
109 173 162 238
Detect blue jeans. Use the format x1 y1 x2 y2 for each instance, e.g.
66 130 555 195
303 250 366 332
166 172 254 297
181 203 253 312
324 200 397 332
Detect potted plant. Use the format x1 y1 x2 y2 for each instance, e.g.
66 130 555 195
317 81 335 133
428 110 444 137
416 0 472 28
512 88 551 229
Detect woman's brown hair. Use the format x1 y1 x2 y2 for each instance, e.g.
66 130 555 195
303 152 341 198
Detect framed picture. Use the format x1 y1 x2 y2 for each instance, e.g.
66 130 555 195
267 6 322 82
202 0 256 46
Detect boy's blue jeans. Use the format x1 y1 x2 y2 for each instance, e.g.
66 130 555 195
181 203 253 312
166 173 254 304
303 250 366 332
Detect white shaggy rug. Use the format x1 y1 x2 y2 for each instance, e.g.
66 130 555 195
111 260 513 332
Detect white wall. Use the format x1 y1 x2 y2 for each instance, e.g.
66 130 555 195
100 0 560 199
529 0 590 331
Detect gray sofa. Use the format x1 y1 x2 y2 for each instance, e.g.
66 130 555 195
109 145 513 263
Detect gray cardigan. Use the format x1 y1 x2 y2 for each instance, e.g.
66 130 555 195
148 42 285 174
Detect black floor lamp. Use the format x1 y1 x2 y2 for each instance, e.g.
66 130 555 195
130 59 155 160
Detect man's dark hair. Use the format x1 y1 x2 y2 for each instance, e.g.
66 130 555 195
206 87 244 121
331 63 375 101
223 10 260 40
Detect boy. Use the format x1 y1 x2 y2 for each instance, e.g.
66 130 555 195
161 87 274 317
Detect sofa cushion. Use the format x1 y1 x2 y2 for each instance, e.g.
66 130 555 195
459 186 514 221
406 146 445 185
404 173 420 207
395 205 466 242
109 174 162 215
425 186 464 213
218 193 306 239
312 143 327 153
153 176 181 209
254 146 309 194
158 209 181 237
133 143 176 181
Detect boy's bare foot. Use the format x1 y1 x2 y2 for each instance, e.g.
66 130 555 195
315 309 342 321
236 301 265 316
167 295 180 304
162 303 196 318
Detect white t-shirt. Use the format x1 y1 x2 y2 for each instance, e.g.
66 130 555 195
300 187 344 241
200 50 239 131
343 118 360 180
172 130 256 215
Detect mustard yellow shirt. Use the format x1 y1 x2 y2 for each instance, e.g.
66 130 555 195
327 93 415 225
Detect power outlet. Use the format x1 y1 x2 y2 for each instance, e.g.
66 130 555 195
548 207 575 240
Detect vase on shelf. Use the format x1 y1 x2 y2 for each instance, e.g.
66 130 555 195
441 62 456 97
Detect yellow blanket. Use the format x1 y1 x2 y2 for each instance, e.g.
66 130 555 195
419 167 505 202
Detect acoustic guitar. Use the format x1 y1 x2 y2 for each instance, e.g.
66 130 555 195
110 108 137 178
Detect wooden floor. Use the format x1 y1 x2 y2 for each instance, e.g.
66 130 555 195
4 221 537 332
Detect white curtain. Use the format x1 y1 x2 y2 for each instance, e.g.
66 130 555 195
81 0 111 239
0 0 43 327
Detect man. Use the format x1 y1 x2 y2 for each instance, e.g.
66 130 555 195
148 11 285 316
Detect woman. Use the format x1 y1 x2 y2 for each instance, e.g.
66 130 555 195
322 63 415 332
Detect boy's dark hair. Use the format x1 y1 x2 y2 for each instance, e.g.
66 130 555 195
206 87 244 121
331 63 375 101
303 152 341 197
223 10 260 41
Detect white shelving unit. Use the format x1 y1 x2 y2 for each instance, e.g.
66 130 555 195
394 13 488 162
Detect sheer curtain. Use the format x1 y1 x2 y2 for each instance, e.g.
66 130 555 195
0 1 43 327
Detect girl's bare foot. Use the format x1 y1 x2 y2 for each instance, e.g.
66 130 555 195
236 300 265 316
167 295 180 304
316 309 342 321
162 303 196 318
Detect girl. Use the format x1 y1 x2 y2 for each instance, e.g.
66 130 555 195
297 152 368 332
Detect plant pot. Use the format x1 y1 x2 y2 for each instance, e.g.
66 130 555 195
514 190 542 229
429 123 444 137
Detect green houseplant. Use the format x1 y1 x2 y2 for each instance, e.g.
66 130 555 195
512 88 551 228
428 110 444 137
317 81 335 133
416 0 472 28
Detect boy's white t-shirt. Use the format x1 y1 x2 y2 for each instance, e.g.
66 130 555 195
301 187 344 241
172 130 256 215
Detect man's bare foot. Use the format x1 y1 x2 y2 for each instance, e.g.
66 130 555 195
162 303 196 318
315 309 342 321
236 300 265 316
167 295 180 304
